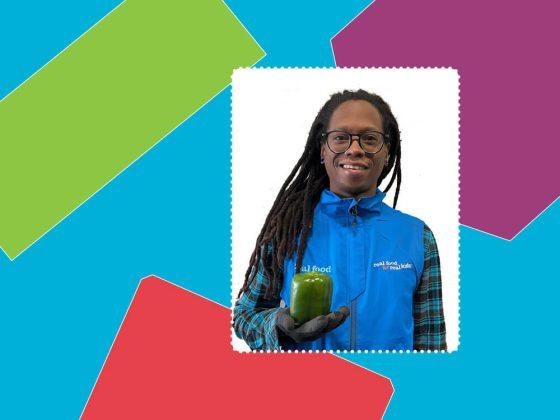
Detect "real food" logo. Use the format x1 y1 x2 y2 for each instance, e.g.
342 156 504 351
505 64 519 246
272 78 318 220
300 264 332 273
373 260 412 271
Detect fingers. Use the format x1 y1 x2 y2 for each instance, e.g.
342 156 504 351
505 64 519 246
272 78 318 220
323 306 350 333
322 311 342 333
276 306 351 343
338 306 350 319
291 315 328 343
298 315 328 334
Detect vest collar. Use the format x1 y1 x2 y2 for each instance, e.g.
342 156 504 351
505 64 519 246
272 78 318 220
319 188 386 216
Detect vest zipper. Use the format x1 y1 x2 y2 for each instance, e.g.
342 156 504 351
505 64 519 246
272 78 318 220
349 204 358 350
350 299 357 350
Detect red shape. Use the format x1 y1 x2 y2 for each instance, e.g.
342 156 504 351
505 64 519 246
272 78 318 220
82 276 393 419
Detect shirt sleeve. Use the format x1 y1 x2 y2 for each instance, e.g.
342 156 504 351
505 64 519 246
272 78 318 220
413 224 447 351
232 250 282 351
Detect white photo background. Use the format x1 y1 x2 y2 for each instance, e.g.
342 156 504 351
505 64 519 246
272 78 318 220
231 68 459 352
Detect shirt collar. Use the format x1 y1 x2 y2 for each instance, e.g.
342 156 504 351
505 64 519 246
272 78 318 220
319 188 386 216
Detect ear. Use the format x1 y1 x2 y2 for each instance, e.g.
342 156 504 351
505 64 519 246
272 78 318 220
320 143 326 161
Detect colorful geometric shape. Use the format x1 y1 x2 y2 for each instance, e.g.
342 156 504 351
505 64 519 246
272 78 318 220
0 2 388 418
82 276 393 419
332 0 560 239
9 1 557 418
0 0 264 259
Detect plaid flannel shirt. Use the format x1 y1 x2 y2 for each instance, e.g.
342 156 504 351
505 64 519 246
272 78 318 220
233 224 447 351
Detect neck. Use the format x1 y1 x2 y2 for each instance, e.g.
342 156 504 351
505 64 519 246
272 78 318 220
330 188 377 200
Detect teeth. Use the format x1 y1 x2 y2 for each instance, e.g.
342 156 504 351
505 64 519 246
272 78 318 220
342 164 366 170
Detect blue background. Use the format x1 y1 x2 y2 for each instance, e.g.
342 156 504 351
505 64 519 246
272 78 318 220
1 1 558 418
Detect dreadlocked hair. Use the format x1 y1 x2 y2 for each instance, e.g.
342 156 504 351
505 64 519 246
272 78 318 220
238 89 402 300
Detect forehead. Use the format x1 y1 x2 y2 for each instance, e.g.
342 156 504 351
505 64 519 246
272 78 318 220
328 100 383 130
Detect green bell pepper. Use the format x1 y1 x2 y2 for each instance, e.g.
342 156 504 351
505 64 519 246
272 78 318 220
289 272 333 325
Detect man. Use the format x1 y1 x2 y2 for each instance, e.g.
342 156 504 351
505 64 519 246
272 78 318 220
234 89 446 351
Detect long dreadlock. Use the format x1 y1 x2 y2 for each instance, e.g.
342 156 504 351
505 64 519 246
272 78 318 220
238 89 402 300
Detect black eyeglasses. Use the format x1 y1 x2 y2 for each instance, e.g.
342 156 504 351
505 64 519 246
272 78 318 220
321 130 389 154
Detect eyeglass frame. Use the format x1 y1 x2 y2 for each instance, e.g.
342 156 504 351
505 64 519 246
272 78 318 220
320 130 390 155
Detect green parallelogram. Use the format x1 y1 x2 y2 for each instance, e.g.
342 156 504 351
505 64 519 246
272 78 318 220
0 0 264 259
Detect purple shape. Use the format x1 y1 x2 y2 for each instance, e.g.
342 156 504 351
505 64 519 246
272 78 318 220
332 0 560 239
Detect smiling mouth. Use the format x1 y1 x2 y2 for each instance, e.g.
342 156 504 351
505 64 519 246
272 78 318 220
339 163 369 171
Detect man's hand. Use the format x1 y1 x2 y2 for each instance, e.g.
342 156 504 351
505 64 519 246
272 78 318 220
276 306 350 344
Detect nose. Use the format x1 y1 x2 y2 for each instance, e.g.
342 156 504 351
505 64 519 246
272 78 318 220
345 135 364 157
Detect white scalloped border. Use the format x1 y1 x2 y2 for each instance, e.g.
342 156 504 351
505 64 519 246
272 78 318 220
229 66 461 355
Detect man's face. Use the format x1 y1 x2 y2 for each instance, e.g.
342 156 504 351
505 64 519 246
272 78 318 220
321 100 389 198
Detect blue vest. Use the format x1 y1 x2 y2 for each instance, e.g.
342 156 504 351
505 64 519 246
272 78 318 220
280 188 425 351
